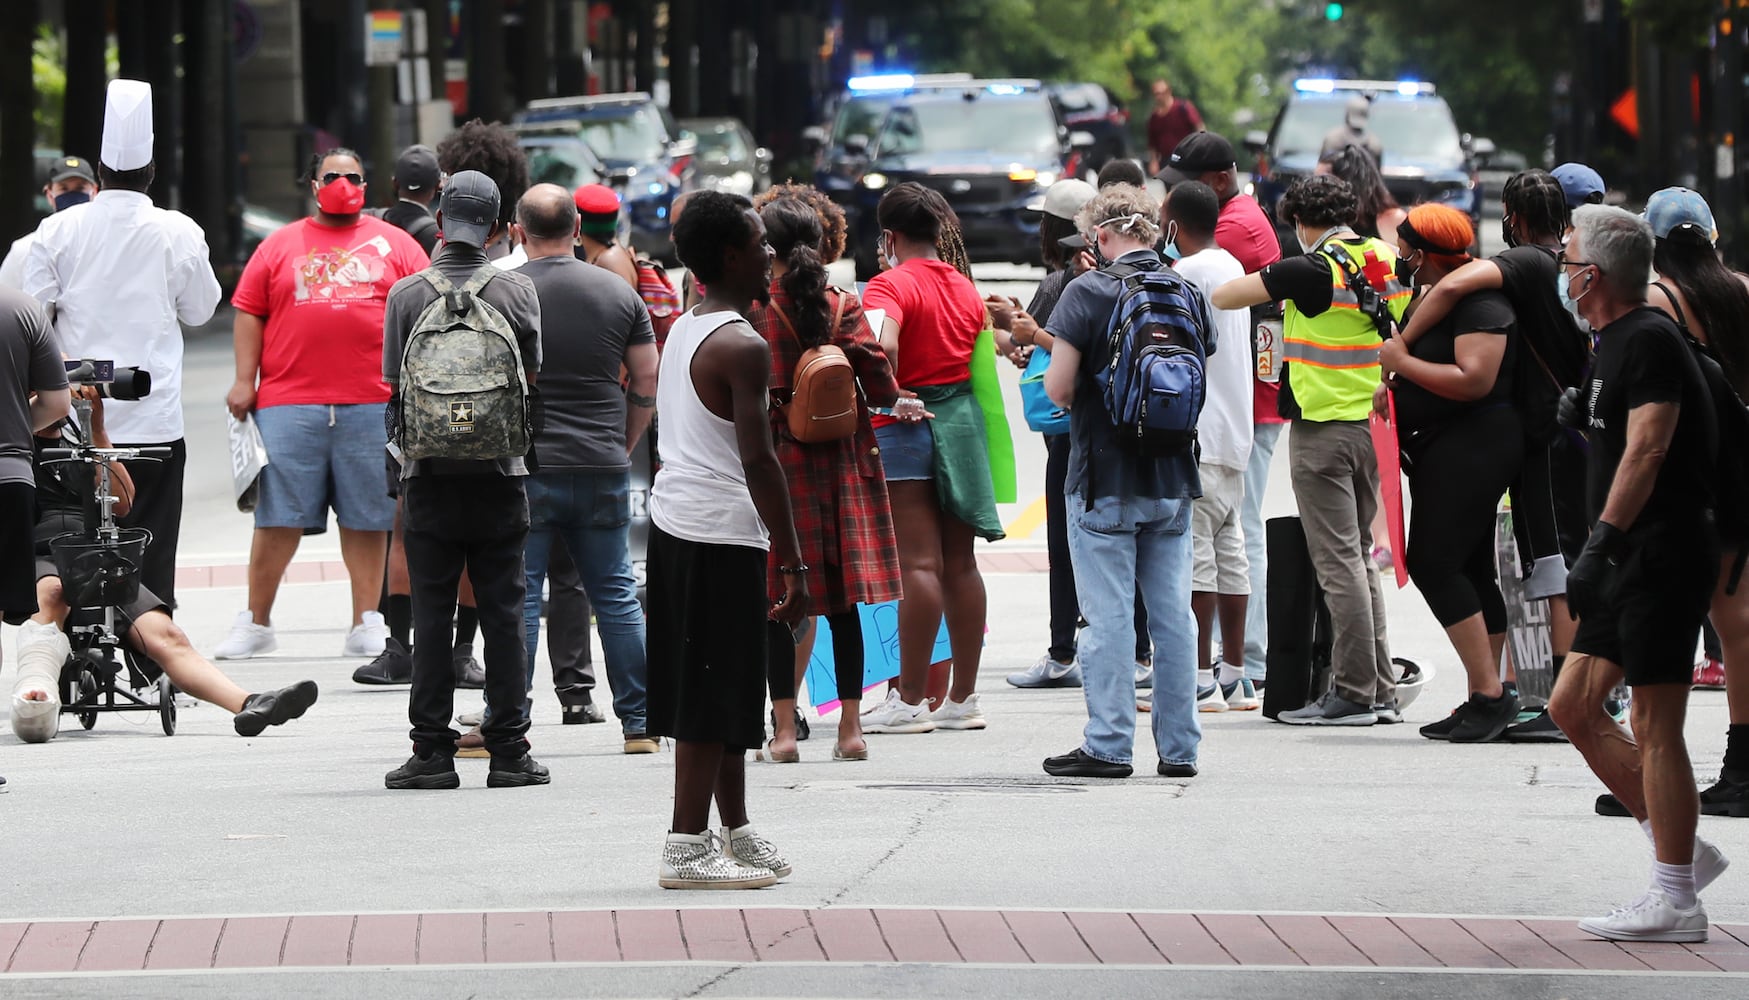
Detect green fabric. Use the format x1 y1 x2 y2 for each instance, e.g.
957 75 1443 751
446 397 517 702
968 327 1018 503
915 383 1005 541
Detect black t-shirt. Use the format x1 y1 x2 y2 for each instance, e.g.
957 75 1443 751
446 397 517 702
1394 289 1516 434
1026 267 1072 327
1492 245 1589 425
1259 253 1336 315
31 421 89 519
382 200 439 258
1584 306 1717 528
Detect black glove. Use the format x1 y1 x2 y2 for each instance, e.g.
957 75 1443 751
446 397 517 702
1557 385 1586 430
1566 520 1627 620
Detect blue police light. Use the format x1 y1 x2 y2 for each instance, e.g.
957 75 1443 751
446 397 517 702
647 181 666 195
848 73 916 93
1325 2 1344 20
1294 78 1336 94
986 83 1025 96
1397 79 1421 96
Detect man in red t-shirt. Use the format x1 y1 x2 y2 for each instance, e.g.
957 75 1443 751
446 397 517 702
1146 80 1204 177
1160 130 1284 690
215 148 428 662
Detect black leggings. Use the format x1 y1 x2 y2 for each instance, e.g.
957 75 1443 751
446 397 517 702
1404 407 1525 633
767 610 865 703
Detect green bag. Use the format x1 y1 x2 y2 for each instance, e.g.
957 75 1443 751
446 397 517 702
968 326 1017 504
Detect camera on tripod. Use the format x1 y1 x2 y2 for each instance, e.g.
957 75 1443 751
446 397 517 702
64 358 151 401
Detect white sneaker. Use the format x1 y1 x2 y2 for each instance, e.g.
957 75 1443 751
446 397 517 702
720 824 792 879
1578 890 1707 943
1006 654 1082 688
659 832 775 890
343 610 390 657
1696 839 1730 893
456 709 484 728
860 689 936 734
933 694 987 730
1135 662 1154 689
213 611 276 660
1196 682 1229 713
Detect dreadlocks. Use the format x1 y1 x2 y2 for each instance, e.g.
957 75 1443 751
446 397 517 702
937 220 974 281
1502 169 1570 246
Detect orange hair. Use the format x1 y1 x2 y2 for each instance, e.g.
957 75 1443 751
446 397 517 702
1401 203 1473 259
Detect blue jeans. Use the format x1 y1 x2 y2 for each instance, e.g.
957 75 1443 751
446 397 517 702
1067 493 1199 767
1241 422 1285 683
523 471 647 735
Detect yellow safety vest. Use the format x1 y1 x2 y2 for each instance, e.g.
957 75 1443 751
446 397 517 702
1282 237 1412 422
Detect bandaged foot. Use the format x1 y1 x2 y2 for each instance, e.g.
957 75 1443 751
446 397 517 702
12 621 69 743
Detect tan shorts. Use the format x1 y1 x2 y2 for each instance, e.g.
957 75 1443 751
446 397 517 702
1192 463 1249 594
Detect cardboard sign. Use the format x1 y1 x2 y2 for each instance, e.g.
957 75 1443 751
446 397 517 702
802 601 951 711
1369 398 1408 588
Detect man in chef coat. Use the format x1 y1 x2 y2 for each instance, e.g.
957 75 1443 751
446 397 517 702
24 79 222 612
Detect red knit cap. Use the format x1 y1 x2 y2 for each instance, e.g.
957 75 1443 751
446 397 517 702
574 183 622 215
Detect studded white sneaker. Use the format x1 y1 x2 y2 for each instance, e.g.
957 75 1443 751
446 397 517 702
659 832 776 890
720 824 792 879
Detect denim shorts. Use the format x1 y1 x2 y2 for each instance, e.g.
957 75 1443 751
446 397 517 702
254 403 396 532
874 420 934 482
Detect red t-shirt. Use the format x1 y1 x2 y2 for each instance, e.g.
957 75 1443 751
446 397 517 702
1147 102 1204 162
231 216 429 409
862 259 986 427
1216 195 1289 426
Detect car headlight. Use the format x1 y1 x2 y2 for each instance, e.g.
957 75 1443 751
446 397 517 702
862 171 889 190
1034 170 1058 187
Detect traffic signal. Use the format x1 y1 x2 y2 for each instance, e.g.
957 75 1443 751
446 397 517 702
1325 2 1344 19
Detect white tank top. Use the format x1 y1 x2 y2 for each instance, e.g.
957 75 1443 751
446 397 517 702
648 308 770 549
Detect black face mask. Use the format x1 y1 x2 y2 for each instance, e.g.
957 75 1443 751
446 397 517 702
1500 213 1519 249
1395 253 1418 287
53 190 91 212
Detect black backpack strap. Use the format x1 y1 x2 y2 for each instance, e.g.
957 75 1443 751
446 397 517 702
1652 280 1693 334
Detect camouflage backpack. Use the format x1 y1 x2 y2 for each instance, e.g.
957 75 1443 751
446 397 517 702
396 267 530 461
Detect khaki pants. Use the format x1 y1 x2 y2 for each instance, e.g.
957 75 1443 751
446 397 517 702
1287 420 1394 707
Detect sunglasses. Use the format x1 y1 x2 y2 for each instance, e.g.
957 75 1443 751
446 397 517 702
1555 253 1595 270
320 172 365 186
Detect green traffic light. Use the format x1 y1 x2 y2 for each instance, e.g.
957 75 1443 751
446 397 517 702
1325 2 1344 19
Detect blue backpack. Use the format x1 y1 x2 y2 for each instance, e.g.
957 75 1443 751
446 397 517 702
1019 345 1069 435
1095 259 1215 457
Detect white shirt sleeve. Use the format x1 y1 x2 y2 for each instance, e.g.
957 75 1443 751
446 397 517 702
22 227 61 306
0 235 31 290
173 222 222 326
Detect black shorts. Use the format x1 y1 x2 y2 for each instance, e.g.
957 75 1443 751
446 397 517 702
1571 521 1717 686
33 511 168 630
1 482 38 625
1508 432 1588 600
644 524 769 750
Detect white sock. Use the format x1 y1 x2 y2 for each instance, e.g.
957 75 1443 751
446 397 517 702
1196 668 1215 688
1216 662 1245 686
1652 860 1698 908
1640 819 1656 844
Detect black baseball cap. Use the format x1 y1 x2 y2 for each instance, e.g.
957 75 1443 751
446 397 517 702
394 144 441 192
1159 132 1235 185
49 155 96 185
438 170 500 247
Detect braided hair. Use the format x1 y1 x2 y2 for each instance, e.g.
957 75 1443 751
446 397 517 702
305 147 364 184
760 196 833 349
1501 169 1570 244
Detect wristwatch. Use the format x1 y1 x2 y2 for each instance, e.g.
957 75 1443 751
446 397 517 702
779 564 810 575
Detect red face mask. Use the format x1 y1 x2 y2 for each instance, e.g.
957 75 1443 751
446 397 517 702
316 177 365 215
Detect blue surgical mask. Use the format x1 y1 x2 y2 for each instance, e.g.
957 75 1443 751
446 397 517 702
1161 221 1181 262
52 190 91 212
1556 267 1591 317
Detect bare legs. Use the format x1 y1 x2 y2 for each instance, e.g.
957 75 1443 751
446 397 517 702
1193 592 1248 673
1444 611 1506 699
245 527 302 626
339 528 388 626
887 480 985 706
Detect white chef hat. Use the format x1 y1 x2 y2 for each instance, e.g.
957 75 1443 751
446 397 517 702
100 79 154 172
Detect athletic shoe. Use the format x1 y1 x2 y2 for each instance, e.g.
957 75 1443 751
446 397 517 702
721 824 792 879
456 708 484 727
1278 691 1376 726
1042 748 1132 778
861 689 936 734
1700 768 1749 817
385 753 459 790
562 703 606 725
232 680 318 737
1595 792 1632 817
932 694 987 730
487 753 550 788
1135 661 1154 689
1605 697 1629 724
1222 677 1261 711
1504 708 1570 743
1419 702 1470 741
659 832 775 890
1373 702 1402 725
1449 689 1521 743
1693 657 1728 690
213 611 276 660
1696 840 1730 892
1196 683 1229 713
453 644 485 689
1006 654 1083 688
1578 890 1707 943
1136 688 1152 713
353 638 412 685
343 611 390 657
623 734 661 754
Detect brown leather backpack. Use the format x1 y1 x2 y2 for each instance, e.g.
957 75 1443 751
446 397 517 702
773 292 858 443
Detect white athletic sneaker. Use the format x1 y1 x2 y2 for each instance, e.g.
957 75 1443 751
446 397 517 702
213 611 277 660
861 689 936 734
342 610 390 657
720 824 792 879
1006 654 1082 688
1135 662 1154 689
1196 682 1229 713
1578 890 1708 943
659 832 775 890
932 694 987 730
1696 840 1730 893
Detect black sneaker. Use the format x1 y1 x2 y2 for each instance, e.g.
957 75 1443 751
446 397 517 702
386 752 459 790
233 680 319 737
487 753 551 787
1157 761 1198 778
1504 708 1570 743
454 644 485 690
562 702 607 725
1449 690 1521 743
1701 768 1749 817
1595 792 1632 817
353 638 413 685
770 707 810 741
1042 748 1132 778
1419 702 1471 741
